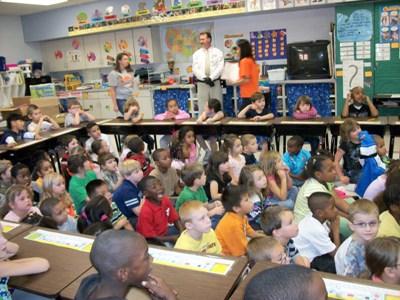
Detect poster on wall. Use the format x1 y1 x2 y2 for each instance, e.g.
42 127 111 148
223 33 244 61
337 9 373 42
115 30 135 64
250 29 287 60
379 6 399 43
294 0 310 7
161 22 213 62
342 60 364 98
133 28 153 64
262 0 276 10
247 0 261 11
277 0 293 8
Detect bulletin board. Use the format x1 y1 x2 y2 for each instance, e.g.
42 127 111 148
374 1 400 96
335 3 374 116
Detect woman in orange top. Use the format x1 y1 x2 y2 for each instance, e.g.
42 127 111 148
234 39 260 110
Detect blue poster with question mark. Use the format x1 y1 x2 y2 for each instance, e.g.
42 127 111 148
337 9 373 42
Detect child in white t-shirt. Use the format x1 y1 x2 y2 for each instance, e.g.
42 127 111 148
294 191 340 273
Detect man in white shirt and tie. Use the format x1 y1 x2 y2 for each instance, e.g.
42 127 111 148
192 32 224 113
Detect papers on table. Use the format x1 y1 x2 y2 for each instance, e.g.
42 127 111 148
323 278 400 300
148 247 235 276
0 221 20 233
24 229 93 253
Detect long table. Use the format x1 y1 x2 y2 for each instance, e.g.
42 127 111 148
60 246 248 300
230 261 400 300
1 220 32 240
9 227 93 298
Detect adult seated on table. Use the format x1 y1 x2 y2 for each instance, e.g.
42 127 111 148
75 230 177 300
244 265 327 300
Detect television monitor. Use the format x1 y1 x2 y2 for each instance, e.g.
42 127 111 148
287 41 331 80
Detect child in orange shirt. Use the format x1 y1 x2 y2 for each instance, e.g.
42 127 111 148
215 185 262 256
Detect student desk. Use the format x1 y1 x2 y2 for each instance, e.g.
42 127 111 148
99 119 176 152
272 117 329 153
176 118 221 136
221 118 274 136
388 116 400 158
60 246 248 300
8 227 93 298
328 117 388 153
230 261 400 300
1 220 32 240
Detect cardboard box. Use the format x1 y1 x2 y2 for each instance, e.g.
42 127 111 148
11 96 60 119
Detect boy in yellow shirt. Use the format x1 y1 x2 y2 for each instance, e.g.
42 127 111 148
175 201 222 254
216 185 262 256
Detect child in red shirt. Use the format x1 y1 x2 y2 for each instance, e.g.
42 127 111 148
137 176 183 243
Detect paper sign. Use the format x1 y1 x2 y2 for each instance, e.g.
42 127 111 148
24 229 93 253
343 60 364 97
340 42 354 62
323 278 400 300
221 62 240 82
376 43 391 61
337 10 373 42
148 247 235 275
0 221 20 233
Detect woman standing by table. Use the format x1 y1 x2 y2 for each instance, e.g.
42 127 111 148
108 53 136 114
233 39 260 110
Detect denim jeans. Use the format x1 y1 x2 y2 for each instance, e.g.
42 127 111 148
117 98 126 115
265 186 298 209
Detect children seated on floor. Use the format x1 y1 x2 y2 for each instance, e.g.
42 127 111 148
335 199 379 277
75 230 177 300
293 192 340 273
223 134 245 184
215 185 262 256
378 184 400 238
0 160 12 206
150 149 181 197
282 136 311 187
243 265 327 300
175 163 224 228
366 236 400 285
204 151 232 201
260 151 298 209
39 197 77 232
112 160 144 227
125 136 154 177
260 206 309 267
247 236 289 266
170 126 198 170
64 99 95 127
77 195 113 235
98 153 122 193
341 86 379 118
67 154 97 214
137 176 183 244
175 200 222 254
85 122 113 161
241 134 258 165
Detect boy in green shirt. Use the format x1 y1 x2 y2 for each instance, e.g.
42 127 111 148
68 154 97 214
176 163 224 227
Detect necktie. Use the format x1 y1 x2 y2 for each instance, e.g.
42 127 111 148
205 49 211 77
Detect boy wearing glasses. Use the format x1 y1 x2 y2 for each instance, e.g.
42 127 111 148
335 199 379 277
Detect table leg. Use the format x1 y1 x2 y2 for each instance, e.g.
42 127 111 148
275 134 280 153
389 135 395 159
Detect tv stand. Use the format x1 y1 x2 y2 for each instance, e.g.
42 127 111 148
269 78 336 116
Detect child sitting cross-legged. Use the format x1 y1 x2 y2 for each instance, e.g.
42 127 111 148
366 236 400 285
137 176 183 244
241 134 258 165
39 197 77 232
260 206 309 267
3 184 42 223
293 192 340 273
150 148 181 197
247 236 289 266
125 136 154 177
112 160 144 227
86 179 133 231
176 163 224 228
282 135 311 187
175 200 222 254
98 153 122 193
335 199 379 277
215 185 263 256
67 154 97 214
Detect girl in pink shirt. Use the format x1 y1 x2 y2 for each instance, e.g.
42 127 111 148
3 185 42 223
170 126 197 170
292 95 320 154
154 99 190 149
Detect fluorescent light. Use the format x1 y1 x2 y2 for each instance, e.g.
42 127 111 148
1 0 67 5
